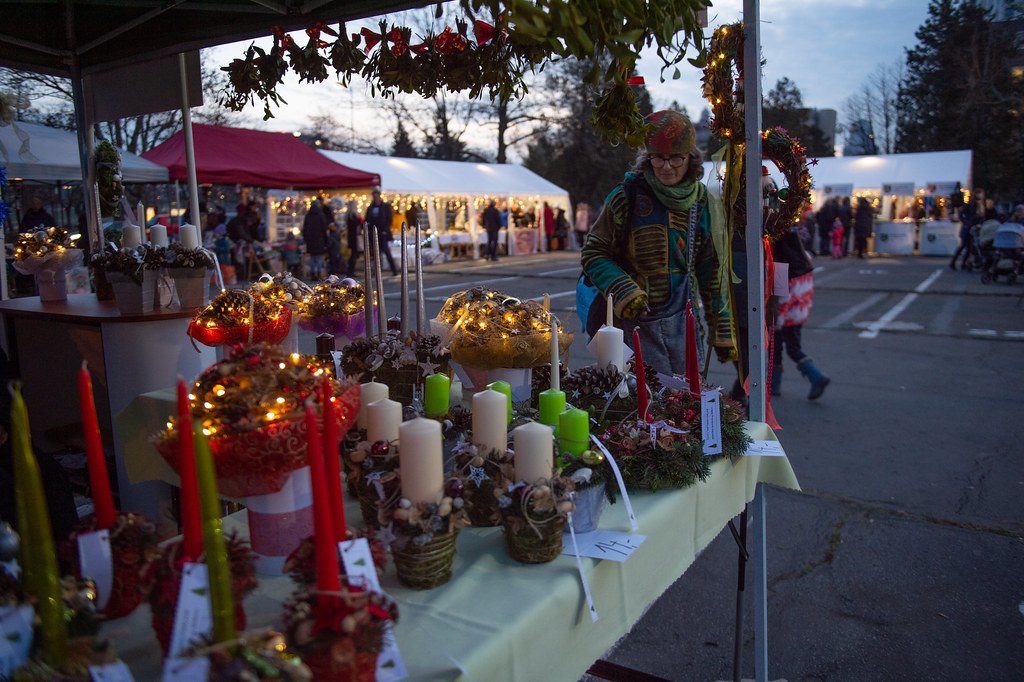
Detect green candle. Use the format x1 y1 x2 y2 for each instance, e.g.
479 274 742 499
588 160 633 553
538 388 566 434
558 408 590 457
423 373 450 417
11 385 67 665
192 427 236 644
486 380 513 424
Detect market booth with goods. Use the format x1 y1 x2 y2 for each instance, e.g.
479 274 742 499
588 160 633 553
0 3 795 682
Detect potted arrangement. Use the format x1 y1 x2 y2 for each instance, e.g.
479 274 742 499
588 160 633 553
162 242 215 309
89 244 162 314
12 227 83 302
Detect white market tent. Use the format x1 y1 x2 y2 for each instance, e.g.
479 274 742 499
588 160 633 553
318 150 572 239
0 120 169 183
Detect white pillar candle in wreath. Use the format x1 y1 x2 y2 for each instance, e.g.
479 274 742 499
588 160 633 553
179 223 201 250
398 417 444 505
357 381 388 429
122 224 142 249
593 324 624 373
366 398 401 445
512 420 554 484
150 224 169 247
472 389 507 456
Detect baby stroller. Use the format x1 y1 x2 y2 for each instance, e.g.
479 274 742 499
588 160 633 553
981 222 1024 284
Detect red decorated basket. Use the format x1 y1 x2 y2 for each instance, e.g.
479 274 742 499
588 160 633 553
188 305 292 347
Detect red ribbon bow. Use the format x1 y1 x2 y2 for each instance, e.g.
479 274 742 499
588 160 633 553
360 27 382 52
388 26 408 56
271 26 293 49
435 26 468 56
627 75 646 86
305 22 337 48
474 20 497 45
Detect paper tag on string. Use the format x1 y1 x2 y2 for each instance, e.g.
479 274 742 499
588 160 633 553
565 501 599 623
647 420 688 448
773 262 790 298
701 389 723 455
89 661 135 682
744 439 785 456
168 562 212 658
77 529 113 612
589 435 639 532
561 530 647 562
340 540 407 682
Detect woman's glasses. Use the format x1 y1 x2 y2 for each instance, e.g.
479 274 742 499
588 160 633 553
650 155 687 169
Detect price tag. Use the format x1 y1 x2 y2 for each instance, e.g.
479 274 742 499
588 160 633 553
77 529 113 612
167 562 212 658
701 388 723 455
773 262 790 298
744 440 786 457
340 540 407 682
561 530 647 563
89 661 135 682
0 604 34 679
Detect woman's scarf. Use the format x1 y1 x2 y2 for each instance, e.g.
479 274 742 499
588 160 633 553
643 170 702 211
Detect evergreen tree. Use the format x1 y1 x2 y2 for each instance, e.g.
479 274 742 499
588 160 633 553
897 0 1024 199
391 119 418 157
762 78 834 156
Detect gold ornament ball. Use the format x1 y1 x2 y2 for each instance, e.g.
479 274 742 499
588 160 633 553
581 449 604 466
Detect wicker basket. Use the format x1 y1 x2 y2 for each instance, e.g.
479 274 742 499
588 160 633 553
503 515 566 564
392 529 459 589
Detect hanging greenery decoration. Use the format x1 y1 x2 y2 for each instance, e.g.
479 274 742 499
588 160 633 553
221 1 711 145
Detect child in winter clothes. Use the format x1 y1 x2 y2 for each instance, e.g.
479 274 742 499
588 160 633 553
830 218 844 259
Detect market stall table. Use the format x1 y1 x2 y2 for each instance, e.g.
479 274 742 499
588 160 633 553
107 415 796 681
918 220 960 256
0 294 215 522
873 221 917 255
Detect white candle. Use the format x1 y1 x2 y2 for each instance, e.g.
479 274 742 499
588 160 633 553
594 325 625 373
472 389 507 456
136 201 146 230
400 222 409 338
150 224 169 247
179 224 200 249
512 421 553 483
550 317 560 393
358 381 389 430
367 398 402 445
449 378 463 407
542 293 550 314
398 417 444 505
122 224 142 248
606 291 614 327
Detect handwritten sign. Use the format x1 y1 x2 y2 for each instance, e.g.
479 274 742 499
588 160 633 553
561 530 647 563
744 440 785 457
701 389 723 455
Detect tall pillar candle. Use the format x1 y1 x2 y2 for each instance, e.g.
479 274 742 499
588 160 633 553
400 222 409 338
362 221 375 338
606 291 614 327
303 402 341 593
367 398 402 445
472 389 507 456
594 324 624 373
512 421 554 483
558 407 590 457
11 385 68 665
136 201 146 231
150 224 169 247
176 378 203 561
321 378 346 541
122 224 142 248
398 418 444 505
449 378 463 407
549 317 560 393
685 300 701 396
537 389 566 433
193 428 236 643
371 225 387 338
357 381 388 430
79 362 116 529
423 373 450 418
179 223 200 250
415 222 426 337
632 328 649 422
486 380 513 424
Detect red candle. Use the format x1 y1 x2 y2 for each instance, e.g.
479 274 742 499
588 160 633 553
632 328 649 422
176 378 203 562
305 402 341 593
685 301 701 396
79 362 116 529
320 377 347 542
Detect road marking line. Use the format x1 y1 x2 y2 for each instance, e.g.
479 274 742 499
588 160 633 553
1005 331 1024 339
528 291 576 302
858 269 942 339
536 266 581 277
821 292 888 329
968 329 998 337
928 297 961 336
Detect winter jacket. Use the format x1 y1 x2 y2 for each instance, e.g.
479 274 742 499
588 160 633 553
302 206 330 255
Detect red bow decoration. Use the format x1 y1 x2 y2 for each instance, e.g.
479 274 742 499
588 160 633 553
360 27 382 52
388 26 408 57
627 75 646 86
474 20 497 45
305 22 337 48
271 26 293 49
435 26 468 56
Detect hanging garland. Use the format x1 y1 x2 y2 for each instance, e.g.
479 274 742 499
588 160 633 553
700 22 812 241
221 0 711 145
94 140 123 218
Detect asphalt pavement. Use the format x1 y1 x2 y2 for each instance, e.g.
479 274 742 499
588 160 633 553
309 249 1024 681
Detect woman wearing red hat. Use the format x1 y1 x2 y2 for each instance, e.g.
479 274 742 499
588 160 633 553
581 110 733 375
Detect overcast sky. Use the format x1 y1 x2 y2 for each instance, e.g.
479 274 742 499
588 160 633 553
207 0 931 158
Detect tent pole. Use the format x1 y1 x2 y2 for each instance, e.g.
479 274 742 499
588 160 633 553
508 194 514 256
66 0 102 254
178 52 202 230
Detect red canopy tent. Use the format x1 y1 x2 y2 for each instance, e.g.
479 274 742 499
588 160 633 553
142 123 380 189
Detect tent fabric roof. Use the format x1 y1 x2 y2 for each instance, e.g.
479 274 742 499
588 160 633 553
142 124 380 189
704 149 973 193
319 151 569 197
0 120 169 183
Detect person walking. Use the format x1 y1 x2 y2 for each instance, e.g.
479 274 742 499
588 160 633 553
344 200 364 277
771 227 830 399
302 199 330 280
482 199 502 261
19 195 54 231
830 216 845 259
853 196 873 258
323 200 342 276
574 201 592 249
581 109 732 375
815 198 837 255
365 189 398 276
543 201 556 251
949 198 979 270
838 197 853 256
